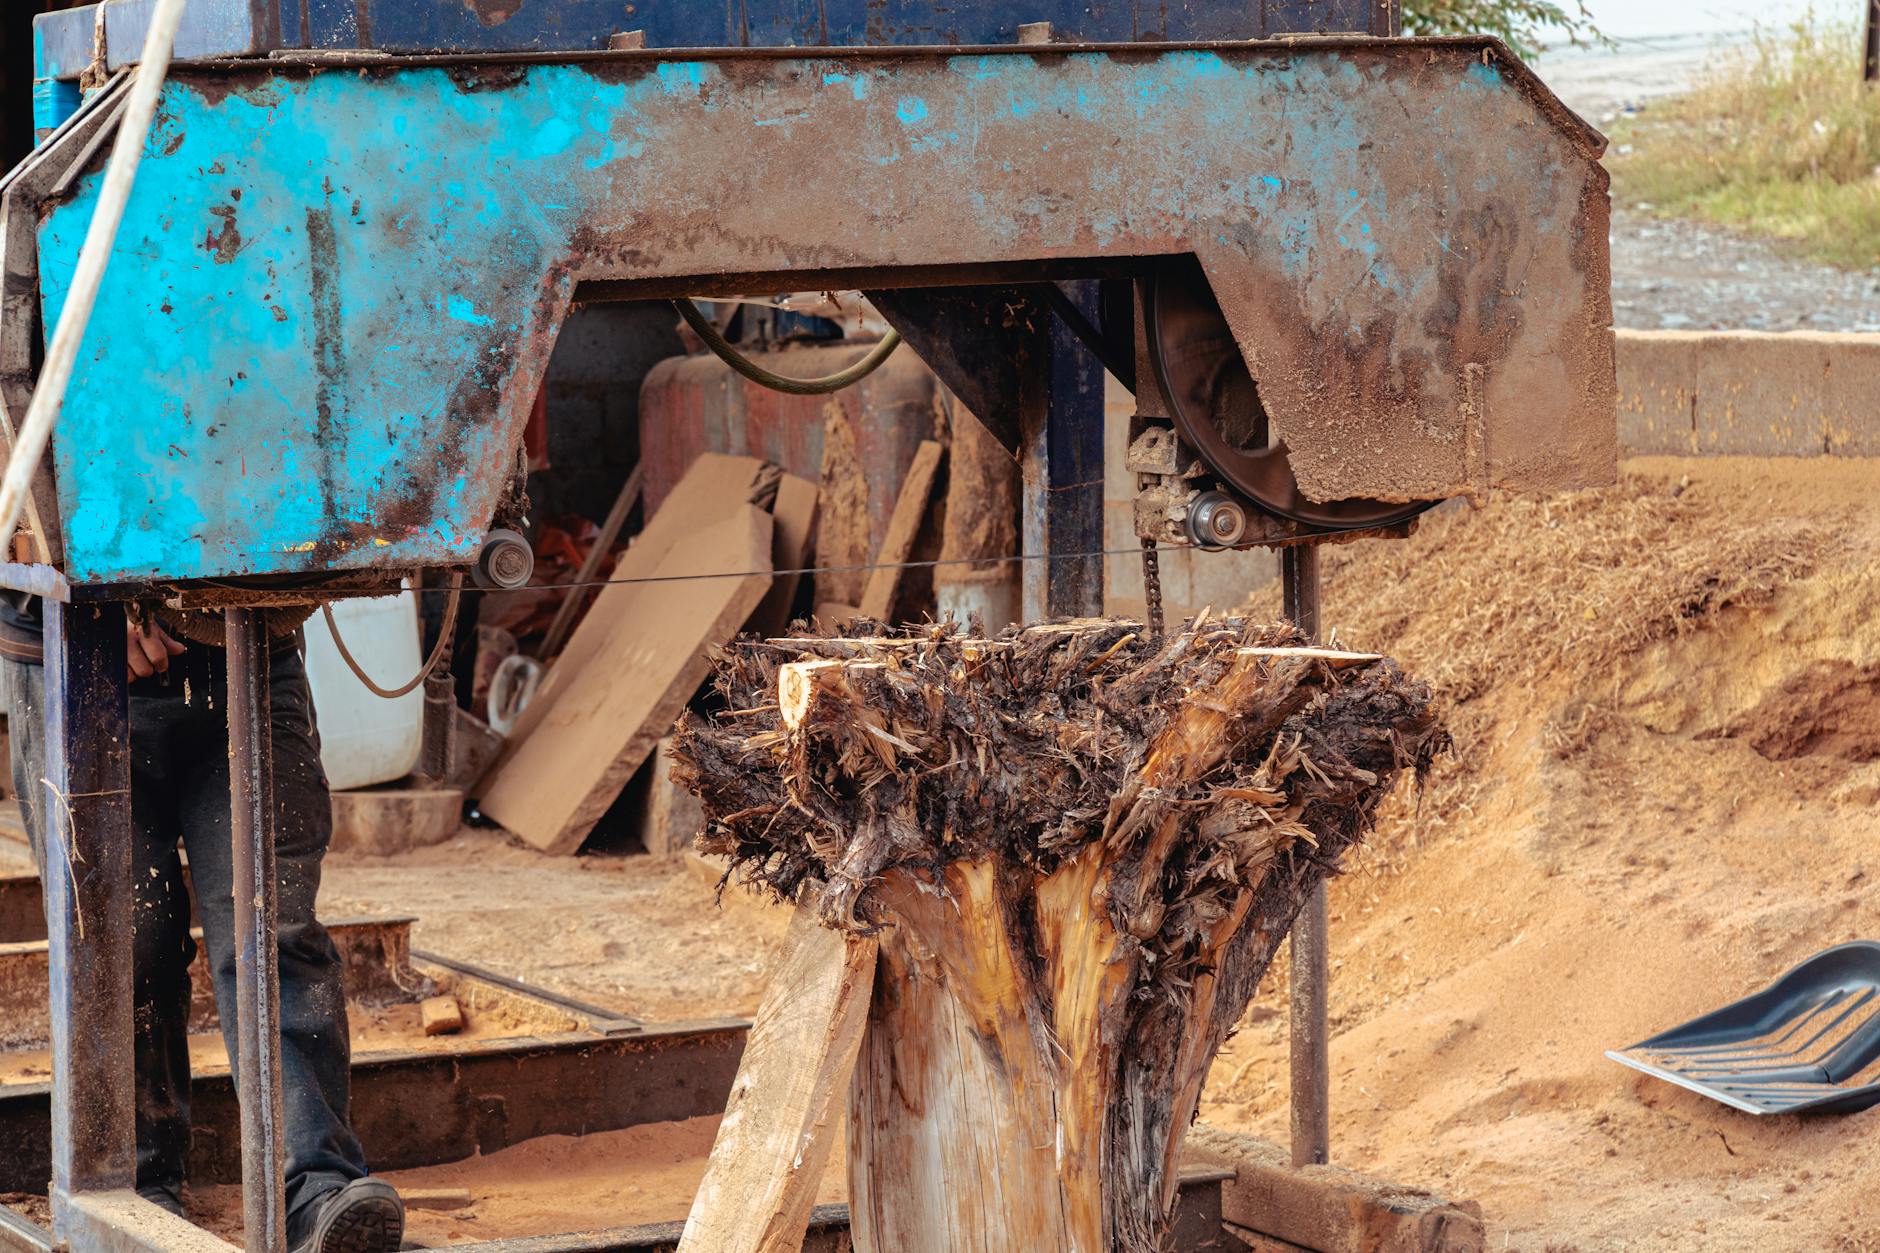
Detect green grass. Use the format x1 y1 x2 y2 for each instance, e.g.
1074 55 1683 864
1608 15 1880 271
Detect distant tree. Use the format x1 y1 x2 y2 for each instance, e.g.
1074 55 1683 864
1404 0 1605 60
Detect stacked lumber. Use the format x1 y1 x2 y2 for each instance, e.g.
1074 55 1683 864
676 618 1447 1253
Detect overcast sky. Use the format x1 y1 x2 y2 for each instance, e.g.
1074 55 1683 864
1571 0 1855 39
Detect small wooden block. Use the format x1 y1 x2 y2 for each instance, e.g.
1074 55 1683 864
420 994 465 1037
402 1188 474 1212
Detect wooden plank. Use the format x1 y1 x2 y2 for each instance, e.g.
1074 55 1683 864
1187 1125 1485 1253
856 440 942 622
479 505 773 854
678 906 877 1253
750 473 818 637
498 454 770 753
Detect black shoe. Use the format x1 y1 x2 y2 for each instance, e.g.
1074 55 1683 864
287 1178 404 1253
136 1183 186 1219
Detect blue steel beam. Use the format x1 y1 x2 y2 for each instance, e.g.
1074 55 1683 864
27 40 1612 585
32 0 1395 81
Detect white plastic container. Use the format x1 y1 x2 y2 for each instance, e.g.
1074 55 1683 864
303 587 424 790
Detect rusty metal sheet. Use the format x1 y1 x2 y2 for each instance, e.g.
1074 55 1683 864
29 38 1611 584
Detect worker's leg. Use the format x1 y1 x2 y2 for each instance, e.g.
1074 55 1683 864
5 657 198 1209
177 647 366 1221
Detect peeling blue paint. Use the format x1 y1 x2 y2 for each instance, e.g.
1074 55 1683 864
32 46 1584 583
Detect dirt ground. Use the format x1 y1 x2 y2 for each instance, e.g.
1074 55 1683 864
320 833 789 1024
321 453 1880 1252
190 1116 848 1247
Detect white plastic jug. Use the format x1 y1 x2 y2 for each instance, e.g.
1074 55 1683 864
304 588 424 791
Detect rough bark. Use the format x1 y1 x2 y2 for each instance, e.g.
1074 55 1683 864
676 619 1446 1253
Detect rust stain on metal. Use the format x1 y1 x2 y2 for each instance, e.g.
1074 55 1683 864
204 203 241 263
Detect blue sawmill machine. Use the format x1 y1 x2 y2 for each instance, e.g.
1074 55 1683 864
1 0 1616 1249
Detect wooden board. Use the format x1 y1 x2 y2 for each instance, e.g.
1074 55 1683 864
495 454 769 755
679 905 877 1253
479 504 773 854
750 472 819 637
856 440 942 622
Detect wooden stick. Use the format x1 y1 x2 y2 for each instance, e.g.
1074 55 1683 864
540 463 644 660
679 905 878 1253
857 441 943 621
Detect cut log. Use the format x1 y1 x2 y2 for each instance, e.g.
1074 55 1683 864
676 619 1447 1253
479 503 773 853
678 905 877 1253
856 440 942 622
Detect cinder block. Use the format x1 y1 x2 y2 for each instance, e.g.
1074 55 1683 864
1186 1125 1484 1253
1617 330 1880 457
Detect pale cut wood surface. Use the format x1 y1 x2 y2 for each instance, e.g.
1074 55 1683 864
679 905 878 1253
479 504 773 853
856 440 942 621
848 865 1084 1253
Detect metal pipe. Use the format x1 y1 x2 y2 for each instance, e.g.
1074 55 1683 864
1282 544 1330 1168
225 609 288 1253
1867 0 1879 83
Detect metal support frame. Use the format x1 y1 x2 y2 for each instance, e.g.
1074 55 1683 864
43 601 135 1217
1021 279 1108 620
224 609 288 1253
1283 544 1331 1168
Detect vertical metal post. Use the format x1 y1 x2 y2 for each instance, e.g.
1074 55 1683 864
1866 0 1879 84
1023 281 1106 620
225 609 288 1253
43 601 134 1231
1283 544 1330 1168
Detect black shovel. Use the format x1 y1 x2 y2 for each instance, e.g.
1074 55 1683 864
1607 941 1880 1115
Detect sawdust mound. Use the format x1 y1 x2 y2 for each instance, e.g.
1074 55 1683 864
1274 476 1840 709
1213 458 1880 1252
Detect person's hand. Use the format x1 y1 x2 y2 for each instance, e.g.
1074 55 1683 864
127 617 186 682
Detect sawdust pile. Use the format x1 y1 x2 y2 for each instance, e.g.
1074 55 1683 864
1211 457 1880 1252
1275 478 1840 707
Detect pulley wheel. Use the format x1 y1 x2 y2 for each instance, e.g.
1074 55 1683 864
1143 259 1436 532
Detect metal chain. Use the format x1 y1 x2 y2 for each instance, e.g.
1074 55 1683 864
1141 537 1165 637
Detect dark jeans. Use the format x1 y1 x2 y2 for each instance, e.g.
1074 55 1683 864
4 644 366 1217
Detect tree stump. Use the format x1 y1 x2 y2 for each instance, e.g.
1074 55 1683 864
677 619 1446 1253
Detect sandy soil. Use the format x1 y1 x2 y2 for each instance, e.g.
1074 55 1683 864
1198 455 1880 1252
190 1116 848 1246
320 836 789 1023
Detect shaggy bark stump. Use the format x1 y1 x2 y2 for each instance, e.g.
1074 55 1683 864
678 620 1446 1253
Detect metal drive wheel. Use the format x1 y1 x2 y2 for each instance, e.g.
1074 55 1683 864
1143 259 1436 532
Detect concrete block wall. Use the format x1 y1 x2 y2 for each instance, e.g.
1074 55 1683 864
1617 330 1880 457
